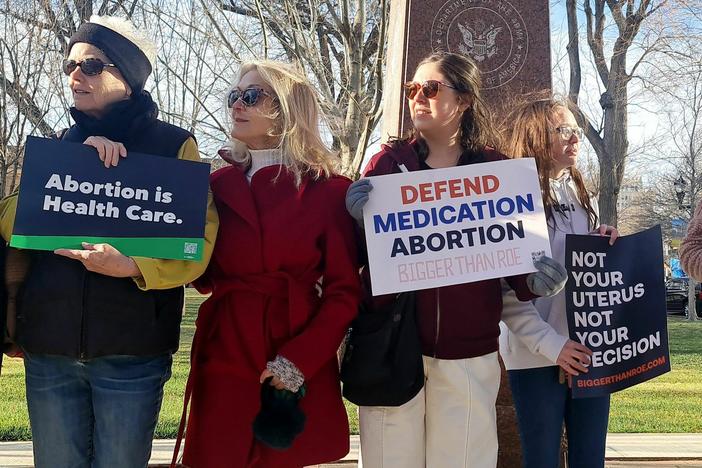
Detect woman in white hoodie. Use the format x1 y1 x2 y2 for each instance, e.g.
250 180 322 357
499 95 618 468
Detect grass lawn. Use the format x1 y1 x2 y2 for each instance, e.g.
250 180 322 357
0 292 698 440
608 316 702 432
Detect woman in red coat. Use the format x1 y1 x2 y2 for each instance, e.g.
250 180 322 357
177 60 360 467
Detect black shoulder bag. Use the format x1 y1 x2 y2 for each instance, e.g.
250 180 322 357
340 292 424 407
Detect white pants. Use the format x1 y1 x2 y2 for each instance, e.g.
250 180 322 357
358 352 500 468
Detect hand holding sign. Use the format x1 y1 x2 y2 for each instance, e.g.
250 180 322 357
527 256 568 297
84 136 127 168
345 178 372 225
55 242 141 278
556 339 593 376
591 224 619 246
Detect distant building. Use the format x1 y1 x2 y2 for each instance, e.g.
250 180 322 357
617 176 643 214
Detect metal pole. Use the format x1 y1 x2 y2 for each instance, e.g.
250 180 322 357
689 190 698 321
688 277 698 321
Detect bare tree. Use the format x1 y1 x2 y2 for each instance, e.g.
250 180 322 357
1 0 389 174
564 0 698 225
141 0 246 155
0 5 68 195
650 43 701 259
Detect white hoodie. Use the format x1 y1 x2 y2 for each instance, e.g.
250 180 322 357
499 170 599 370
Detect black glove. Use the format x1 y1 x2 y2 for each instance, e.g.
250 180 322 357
252 377 306 450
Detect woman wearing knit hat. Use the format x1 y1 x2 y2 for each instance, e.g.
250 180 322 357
0 15 218 468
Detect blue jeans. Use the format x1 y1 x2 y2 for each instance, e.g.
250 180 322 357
508 366 610 468
24 352 172 468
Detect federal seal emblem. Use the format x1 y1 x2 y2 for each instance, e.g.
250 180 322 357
431 0 529 89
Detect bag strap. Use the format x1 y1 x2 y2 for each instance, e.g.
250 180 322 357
170 370 193 468
170 313 206 467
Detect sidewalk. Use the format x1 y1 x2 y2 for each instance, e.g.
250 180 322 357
1 434 701 467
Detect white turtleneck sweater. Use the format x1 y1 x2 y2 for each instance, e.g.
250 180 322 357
243 146 305 391
500 169 600 370
246 147 283 183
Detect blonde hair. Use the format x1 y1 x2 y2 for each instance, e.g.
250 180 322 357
88 15 156 68
224 60 339 184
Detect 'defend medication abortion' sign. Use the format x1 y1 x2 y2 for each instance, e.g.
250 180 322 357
363 158 551 295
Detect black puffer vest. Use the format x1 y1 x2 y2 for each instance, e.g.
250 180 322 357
16 93 194 359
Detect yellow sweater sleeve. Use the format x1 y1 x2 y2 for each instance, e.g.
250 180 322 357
131 137 219 290
0 193 18 243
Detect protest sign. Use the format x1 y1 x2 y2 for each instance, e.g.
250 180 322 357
363 158 551 295
566 225 670 398
11 136 210 261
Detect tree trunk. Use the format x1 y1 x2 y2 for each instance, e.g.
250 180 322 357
597 151 620 225
596 83 628 225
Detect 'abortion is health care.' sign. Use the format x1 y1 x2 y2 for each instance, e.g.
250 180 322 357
566 226 670 398
11 136 210 261
363 158 552 295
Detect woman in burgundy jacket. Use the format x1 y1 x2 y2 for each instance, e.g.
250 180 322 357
346 52 567 468
177 60 360 468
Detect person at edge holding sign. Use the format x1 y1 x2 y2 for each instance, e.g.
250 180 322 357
680 206 702 281
171 60 360 468
0 16 218 468
499 94 619 468
345 52 570 468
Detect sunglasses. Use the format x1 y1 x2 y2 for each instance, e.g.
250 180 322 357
404 80 457 100
554 126 584 141
62 58 117 76
227 87 274 108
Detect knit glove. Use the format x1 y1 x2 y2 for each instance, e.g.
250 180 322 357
345 178 373 226
527 256 567 297
266 355 305 393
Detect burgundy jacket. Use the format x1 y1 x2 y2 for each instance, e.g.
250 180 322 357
184 165 360 467
362 141 536 359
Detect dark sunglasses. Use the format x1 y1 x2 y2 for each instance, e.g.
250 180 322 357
404 80 457 100
227 87 274 108
62 58 117 76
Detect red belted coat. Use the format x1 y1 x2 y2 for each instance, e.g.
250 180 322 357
181 164 360 468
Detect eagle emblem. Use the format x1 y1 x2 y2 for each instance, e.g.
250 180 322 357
457 22 502 62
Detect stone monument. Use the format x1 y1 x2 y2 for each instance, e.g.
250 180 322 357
380 1 564 467
382 0 552 139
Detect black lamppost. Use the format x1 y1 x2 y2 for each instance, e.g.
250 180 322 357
672 175 697 320
674 175 687 209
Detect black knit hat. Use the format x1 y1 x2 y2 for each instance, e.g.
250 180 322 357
68 22 152 94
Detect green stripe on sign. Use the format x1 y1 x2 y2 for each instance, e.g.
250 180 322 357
10 235 204 261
